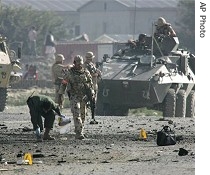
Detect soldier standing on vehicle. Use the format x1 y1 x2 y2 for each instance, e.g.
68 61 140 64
154 17 176 37
84 51 101 101
58 55 95 140
51 54 70 109
26 94 62 141
128 33 147 51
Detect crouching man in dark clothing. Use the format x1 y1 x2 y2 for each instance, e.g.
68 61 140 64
27 94 62 141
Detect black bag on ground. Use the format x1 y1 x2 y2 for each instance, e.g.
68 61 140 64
156 125 176 146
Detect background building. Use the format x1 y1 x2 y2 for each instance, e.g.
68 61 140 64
78 0 179 40
2 0 179 41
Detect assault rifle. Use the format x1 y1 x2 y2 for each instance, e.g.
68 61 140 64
84 84 98 124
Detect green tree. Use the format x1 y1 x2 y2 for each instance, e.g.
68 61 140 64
0 4 67 55
176 0 195 54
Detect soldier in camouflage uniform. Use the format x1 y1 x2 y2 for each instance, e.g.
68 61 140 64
26 94 62 141
128 33 147 51
154 17 176 37
51 54 70 108
84 51 101 101
59 55 95 140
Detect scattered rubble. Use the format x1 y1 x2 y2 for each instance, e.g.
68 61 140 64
0 106 195 175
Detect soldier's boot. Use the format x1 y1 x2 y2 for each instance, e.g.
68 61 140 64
43 128 55 140
75 131 85 140
75 133 85 140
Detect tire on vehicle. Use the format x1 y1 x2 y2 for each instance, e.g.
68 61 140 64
186 90 195 118
163 88 176 117
175 89 186 117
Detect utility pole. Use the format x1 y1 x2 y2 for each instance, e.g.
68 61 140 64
133 0 137 40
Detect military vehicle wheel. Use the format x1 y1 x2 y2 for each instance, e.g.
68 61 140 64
186 90 195 118
175 89 186 117
0 88 7 112
163 89 176 117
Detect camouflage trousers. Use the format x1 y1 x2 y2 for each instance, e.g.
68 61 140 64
54 85 64 107
69 95 87 135
94 89 98 102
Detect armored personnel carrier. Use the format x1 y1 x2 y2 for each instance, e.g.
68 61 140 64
0 35 22 112
96 34 195 117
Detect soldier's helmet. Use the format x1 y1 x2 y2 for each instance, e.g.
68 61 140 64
138 33 147 42
85 51 95 60
157 17 167 26
55 54 65 62
74 55 84 65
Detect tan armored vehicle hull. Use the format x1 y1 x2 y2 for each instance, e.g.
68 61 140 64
0 36 22 111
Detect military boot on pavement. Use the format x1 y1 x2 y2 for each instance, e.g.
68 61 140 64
75 133 85 140
43 128 55 140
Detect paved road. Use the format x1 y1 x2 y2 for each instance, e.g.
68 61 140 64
0 106 195 175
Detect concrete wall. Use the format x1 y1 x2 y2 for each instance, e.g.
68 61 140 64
56 42 118 64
